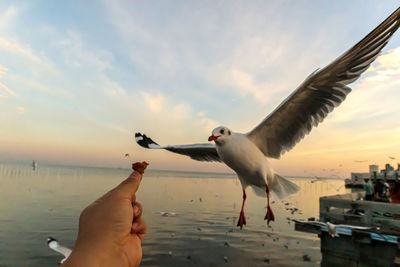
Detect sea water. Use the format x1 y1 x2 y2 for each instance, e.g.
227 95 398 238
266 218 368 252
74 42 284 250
0 163 348 266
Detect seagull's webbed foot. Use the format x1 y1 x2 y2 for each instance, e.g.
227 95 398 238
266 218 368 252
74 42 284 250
264 205 275 224
264 184 275 225
237 189 247 229
237 211 246 229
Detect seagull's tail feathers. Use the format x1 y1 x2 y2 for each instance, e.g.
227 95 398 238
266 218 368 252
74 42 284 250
270 174 300 199
250 174 299 199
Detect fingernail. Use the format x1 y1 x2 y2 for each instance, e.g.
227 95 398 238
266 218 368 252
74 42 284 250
132 222 138 230
134 205 140 216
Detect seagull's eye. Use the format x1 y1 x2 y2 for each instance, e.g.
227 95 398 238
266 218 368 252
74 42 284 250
220 129 225 134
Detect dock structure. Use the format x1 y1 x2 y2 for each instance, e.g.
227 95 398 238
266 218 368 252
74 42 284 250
295 192 400 266
345 163 400 188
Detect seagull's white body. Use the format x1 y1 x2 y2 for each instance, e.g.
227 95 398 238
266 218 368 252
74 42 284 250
135 7 400 227
210 129 299 201
326 222 340 238
217 133 272 189
47 237 72 264
215 131 298 199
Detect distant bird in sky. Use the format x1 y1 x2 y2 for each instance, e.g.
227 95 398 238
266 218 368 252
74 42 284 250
354 160 368 163
135 7 400 228
389 156 396 160
47 237 71 264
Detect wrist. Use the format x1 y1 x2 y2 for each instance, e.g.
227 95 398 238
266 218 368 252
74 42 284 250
61 243 123 267
61 251 99 267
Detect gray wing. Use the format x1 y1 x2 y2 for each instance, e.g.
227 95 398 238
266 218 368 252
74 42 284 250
135 133 221 162
247 7 400 159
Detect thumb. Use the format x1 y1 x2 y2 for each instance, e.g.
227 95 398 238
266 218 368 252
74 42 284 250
114 171 142 200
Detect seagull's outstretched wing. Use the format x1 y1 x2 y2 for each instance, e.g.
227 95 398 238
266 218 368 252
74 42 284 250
293 219 326 227
247 7 400 159
335 224 375 230
135 133 222 162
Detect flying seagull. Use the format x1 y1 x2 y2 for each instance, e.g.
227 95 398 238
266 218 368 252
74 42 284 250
47 237 72 264
135 7 400 228
354 160 368 163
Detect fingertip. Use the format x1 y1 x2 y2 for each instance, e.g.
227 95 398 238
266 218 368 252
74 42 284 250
114 172 142 199
128 171 142 181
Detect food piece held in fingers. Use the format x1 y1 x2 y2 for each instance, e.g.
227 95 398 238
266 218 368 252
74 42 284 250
132 161 149 174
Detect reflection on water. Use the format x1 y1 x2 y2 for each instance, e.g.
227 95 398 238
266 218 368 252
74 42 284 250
0 163 349 266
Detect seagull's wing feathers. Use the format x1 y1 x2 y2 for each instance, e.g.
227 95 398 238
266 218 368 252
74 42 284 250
293 219 327 226
247 7 400 159
335 224 374 230
135 133 222 162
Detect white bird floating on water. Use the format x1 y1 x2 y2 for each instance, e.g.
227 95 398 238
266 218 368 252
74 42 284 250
47 237 72 264
136 7 400 228
157 211 178 217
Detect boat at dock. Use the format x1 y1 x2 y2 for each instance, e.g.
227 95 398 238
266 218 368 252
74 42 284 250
294 191 400 266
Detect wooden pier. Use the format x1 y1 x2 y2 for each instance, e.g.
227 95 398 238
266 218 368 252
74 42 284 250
295 192 400 266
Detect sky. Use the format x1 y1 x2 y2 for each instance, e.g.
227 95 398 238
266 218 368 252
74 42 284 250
1 1 400 177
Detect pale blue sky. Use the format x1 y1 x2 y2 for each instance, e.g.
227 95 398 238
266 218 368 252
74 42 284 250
1 1 400 177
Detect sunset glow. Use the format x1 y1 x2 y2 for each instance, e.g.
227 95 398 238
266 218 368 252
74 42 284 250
1 1 400 177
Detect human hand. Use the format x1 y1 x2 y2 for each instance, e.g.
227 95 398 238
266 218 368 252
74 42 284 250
62 171 146 267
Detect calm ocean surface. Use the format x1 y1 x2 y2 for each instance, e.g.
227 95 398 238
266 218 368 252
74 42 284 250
0 163 349 266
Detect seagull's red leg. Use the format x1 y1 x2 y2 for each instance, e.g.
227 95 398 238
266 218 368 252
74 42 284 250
264 184 275 224
237 189 247 229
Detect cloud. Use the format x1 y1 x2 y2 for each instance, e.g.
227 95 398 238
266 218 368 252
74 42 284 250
54 31 113 71
0 65 17 96
0 5 17 32
0 37 43 64
0 81 17 96
135 91 219 145
327 45 400 125
0 64 7 78
196 112 219 132
17 106 25 114
141 92 165 113
97 76 126 97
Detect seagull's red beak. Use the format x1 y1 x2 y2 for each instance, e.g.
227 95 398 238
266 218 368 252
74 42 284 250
208 135 219 141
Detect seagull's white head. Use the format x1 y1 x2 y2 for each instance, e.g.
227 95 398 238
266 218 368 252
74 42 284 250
208 126 232 145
